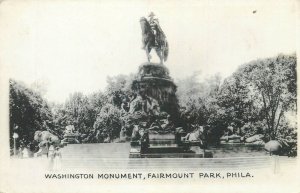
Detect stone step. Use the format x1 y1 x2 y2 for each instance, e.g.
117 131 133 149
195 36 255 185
149 133 175 140
149 140 177 145
61 156 271 161
140 153 203 158
61 162 271 167
149 144 178 147
61 157 272 162
59 143 295 170
146 147 186 154
61 158 273 166
61 158 274 169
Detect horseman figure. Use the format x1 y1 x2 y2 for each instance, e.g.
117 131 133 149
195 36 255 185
148 12 166 48
140 12 169 64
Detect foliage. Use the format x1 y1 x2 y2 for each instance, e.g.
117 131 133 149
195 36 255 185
51 91 108 136
64 92 92 130
50 74 134 143
237 54 297 140
9 79 53 147
106 74 135 107
176 73 221 127
93 104 124 142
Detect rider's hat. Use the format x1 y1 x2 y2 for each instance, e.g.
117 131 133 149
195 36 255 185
148 12 155 17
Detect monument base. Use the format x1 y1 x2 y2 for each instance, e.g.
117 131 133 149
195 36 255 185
129 147 212 158
128 62 212 158
129 139 213 158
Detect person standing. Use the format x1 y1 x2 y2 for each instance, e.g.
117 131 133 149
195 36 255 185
53 147 62 171
22 147 29 158
18 145 23 158
48 144 55 170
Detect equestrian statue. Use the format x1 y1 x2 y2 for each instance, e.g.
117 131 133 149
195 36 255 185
140 12 169 64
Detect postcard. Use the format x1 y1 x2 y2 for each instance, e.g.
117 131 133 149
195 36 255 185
0 0 298 192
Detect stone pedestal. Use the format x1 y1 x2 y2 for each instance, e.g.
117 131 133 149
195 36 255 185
131 62 179 118
61 133 79 145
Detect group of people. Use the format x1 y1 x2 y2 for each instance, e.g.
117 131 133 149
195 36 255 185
36 139 62 170
17 137 62 170
47 145 62 171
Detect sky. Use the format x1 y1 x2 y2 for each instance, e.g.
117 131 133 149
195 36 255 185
0 0 297 103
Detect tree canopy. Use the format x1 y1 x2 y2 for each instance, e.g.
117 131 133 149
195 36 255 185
9 79 53 146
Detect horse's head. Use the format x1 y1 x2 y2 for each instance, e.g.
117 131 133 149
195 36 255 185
34 130 42 141
139 128 145 137
139 17 151 34
199 126 204 133
139 17 147 22
193 125 204 138
133 125 139 132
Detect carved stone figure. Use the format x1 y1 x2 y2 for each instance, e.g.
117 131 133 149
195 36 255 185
65 125 75 134
34 130 60 146
129 95 160 115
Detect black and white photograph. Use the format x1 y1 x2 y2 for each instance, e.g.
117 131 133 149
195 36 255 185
0 0 298 193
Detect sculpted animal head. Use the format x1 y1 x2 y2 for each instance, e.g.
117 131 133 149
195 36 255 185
186 126 204 141
138 128 145 137
139 17 151 34
131 125 139 136
198 126 204 133
139 17 147 23
65 125 75 134
193 126 203 139
34 131 43 141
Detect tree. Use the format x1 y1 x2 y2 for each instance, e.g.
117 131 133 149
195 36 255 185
176 72 221 127
88 91 108 116
93 104 124 142
217 71 259 129
9 79 53 147
63 92 94 132
239 54 296 140
51 102 68 137
105 74 135 107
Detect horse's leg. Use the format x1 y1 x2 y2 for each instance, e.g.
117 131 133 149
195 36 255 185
161 47 165 63
145 43 152 62
145 46 150 62
155 48 163 64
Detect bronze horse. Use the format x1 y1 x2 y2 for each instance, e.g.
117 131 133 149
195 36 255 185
140 17 169 64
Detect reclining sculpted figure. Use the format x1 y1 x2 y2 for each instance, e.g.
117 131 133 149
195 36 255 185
182 125 208 148
34 130 60 146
